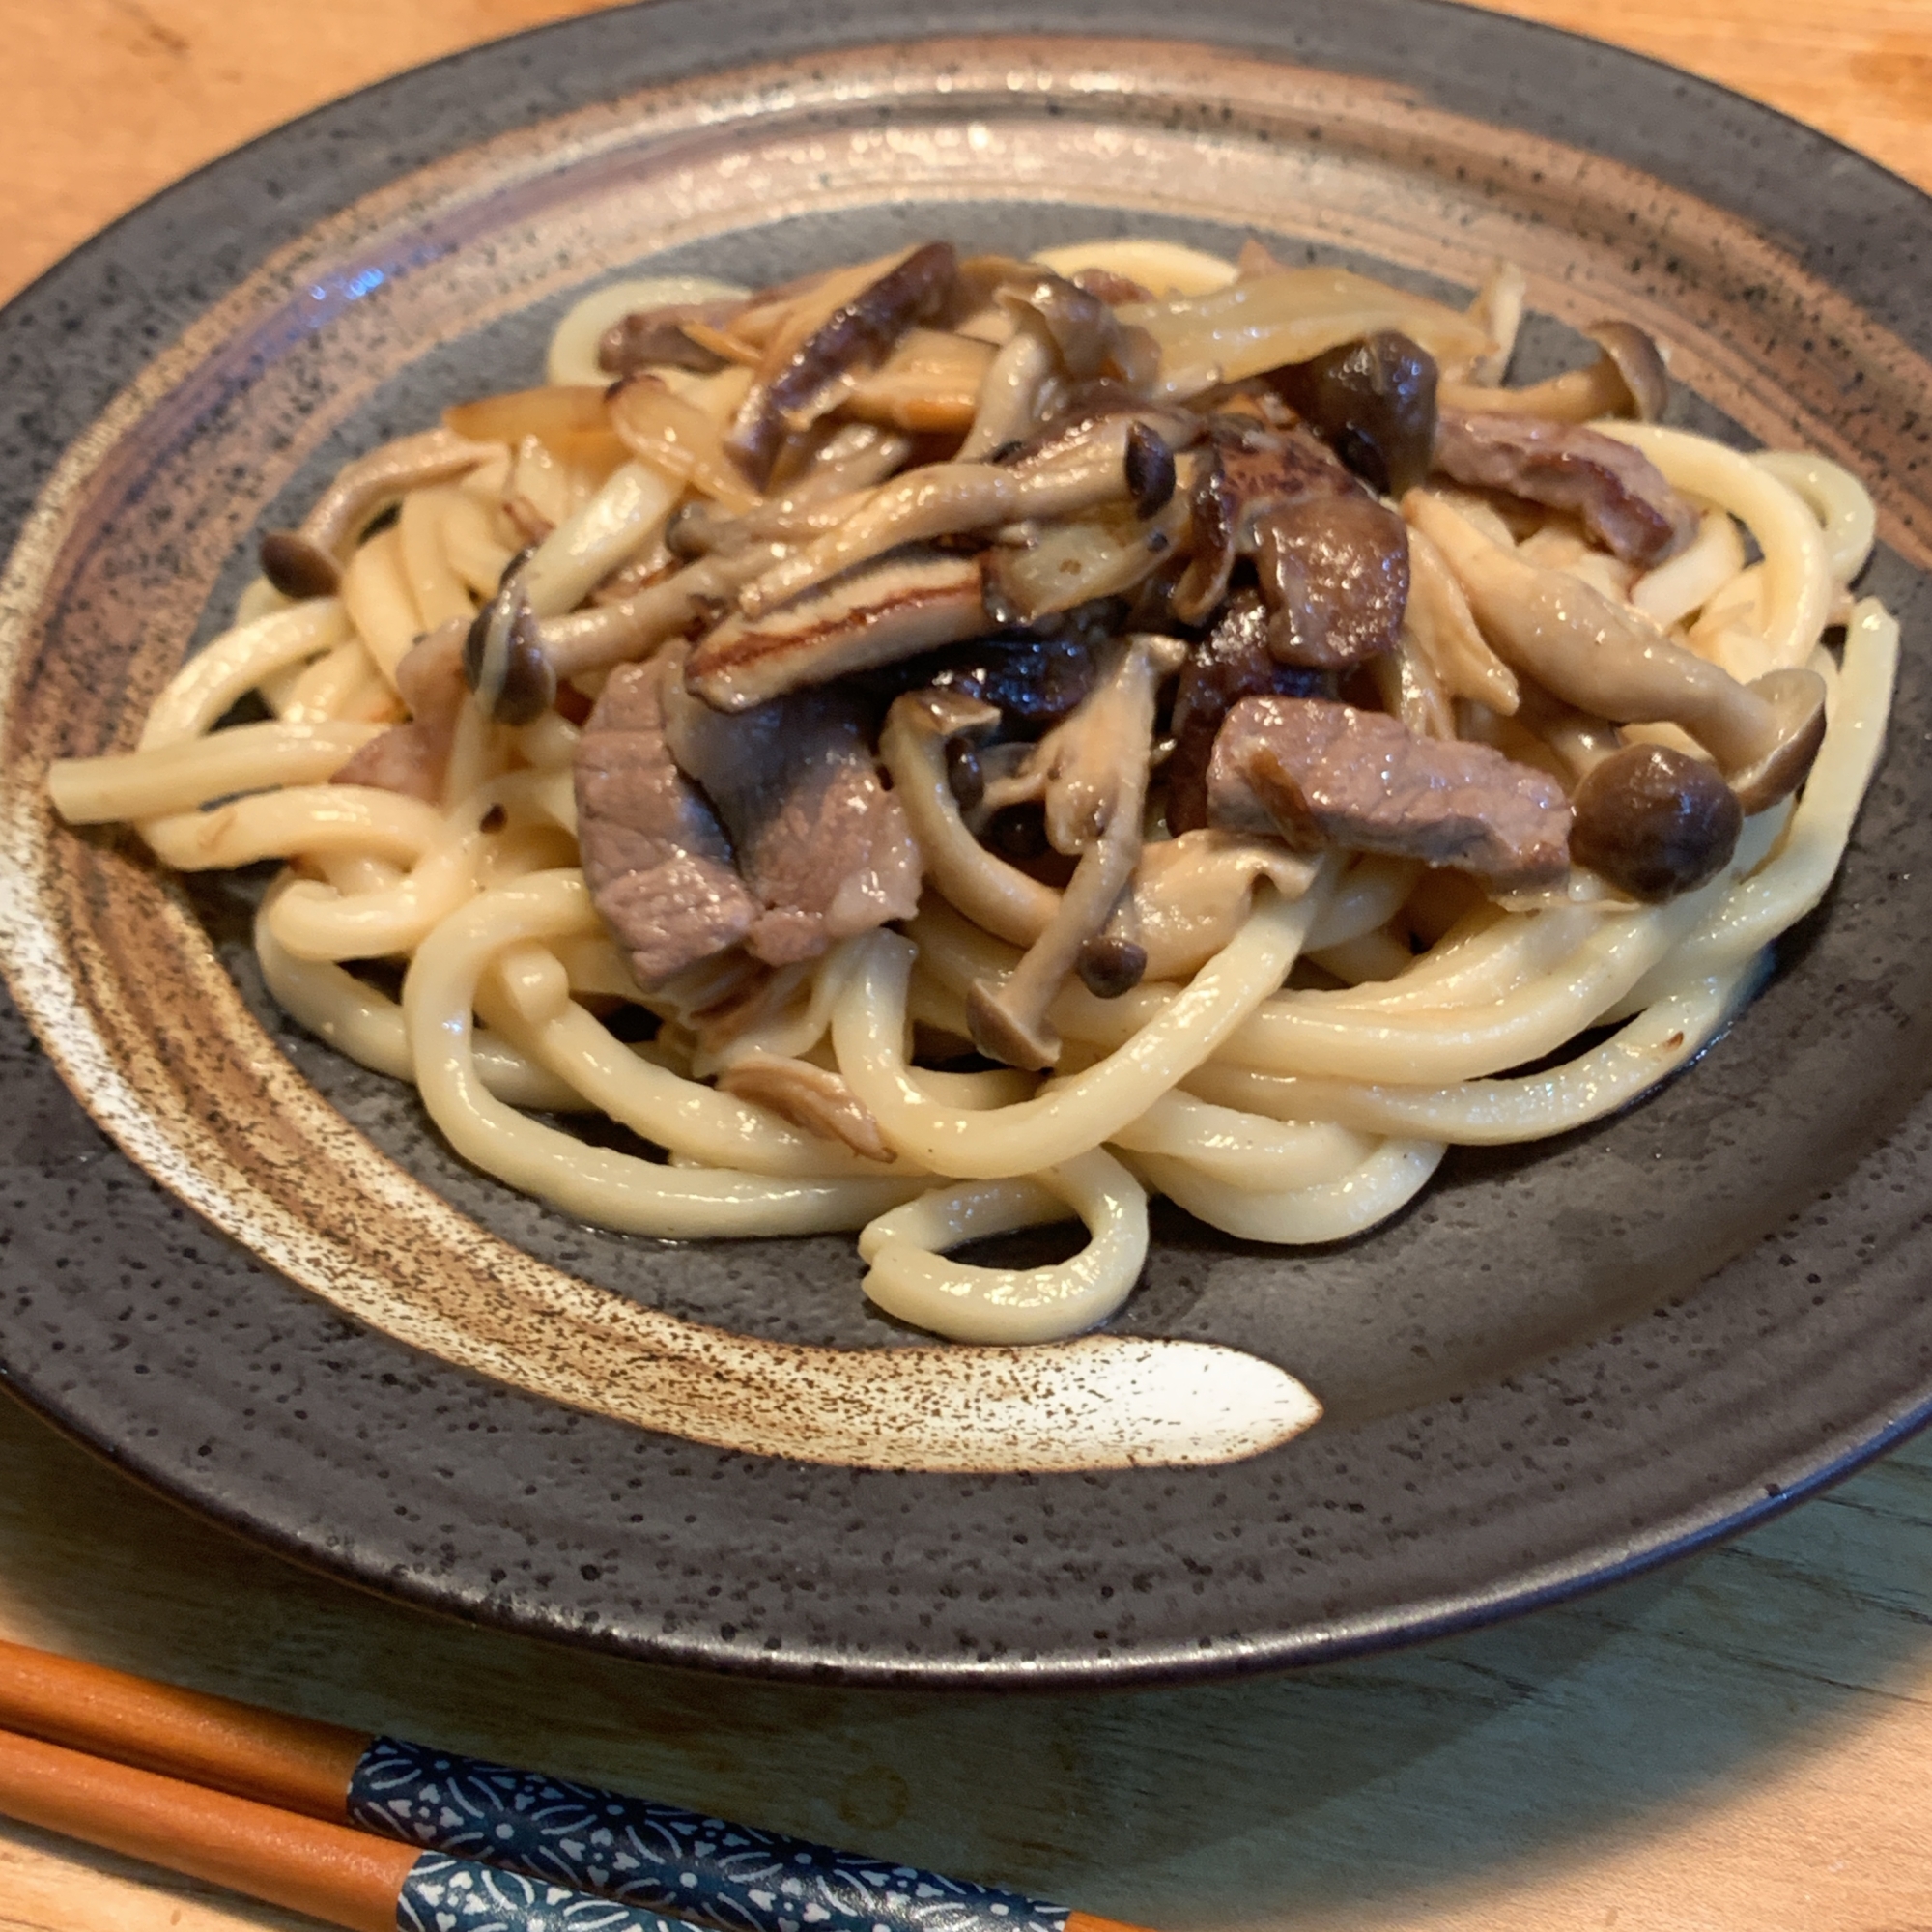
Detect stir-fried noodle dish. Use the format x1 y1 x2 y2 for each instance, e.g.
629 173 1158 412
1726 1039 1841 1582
49 237 1896 1345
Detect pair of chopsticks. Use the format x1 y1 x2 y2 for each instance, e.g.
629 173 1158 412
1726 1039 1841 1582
0 1636 1146 1932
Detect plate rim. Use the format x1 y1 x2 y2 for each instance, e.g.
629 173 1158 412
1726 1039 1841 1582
5 0 1932 1687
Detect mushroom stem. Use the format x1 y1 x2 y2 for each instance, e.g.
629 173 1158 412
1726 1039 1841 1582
1406 492 1827 810
261 427 499 598
736 416 1171 616
1438 320 1670 425
964 635 1179 1068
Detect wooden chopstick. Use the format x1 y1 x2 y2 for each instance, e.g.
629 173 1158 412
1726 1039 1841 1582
0 1725 713 1932
0 1637 1153 1932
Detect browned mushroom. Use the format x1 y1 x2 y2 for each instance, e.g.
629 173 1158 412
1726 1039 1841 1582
734 413 1177 618
1569 743 1743 900
1440 320 1671 425
1265 331 1440 496
684 550 989 713
1406 492 1827 812
725 242 958 487
965 635 1183 1068
330 618 471 801
718 1057 895 1161
1430 408 1697 566
259 428 498 599
597 298 745 377
1208 695 1573 888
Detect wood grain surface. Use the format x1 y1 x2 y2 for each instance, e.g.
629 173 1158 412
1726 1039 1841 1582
5 4 1932 1929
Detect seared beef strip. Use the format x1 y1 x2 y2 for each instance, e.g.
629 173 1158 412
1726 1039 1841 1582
1172 418 1410 667
660 671 921 966
1208 695 1572 887
1165 593 1329 834
1432 409 1697 566
574 654 762 986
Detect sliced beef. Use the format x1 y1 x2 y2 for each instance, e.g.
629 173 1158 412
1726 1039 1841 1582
1208 695 1572 887
1431 409 1697 565
574 655 762 986
1252 493 1410 670
1165 593 1330 835
330 619 469 804
1172 418 1410 667
661 672 921 966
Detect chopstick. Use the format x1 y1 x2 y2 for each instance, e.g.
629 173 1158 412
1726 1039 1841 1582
0 1637 1151 1932
0 1725 702 1932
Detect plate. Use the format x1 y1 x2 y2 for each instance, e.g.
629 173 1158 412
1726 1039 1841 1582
5 0 1932 1685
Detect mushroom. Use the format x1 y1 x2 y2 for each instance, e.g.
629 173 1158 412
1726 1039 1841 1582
684 550 989 713
955 270 1162 461
1569 743 1744 900
1459 260 1527 386
259 427 498 599
725 242 959 486
1430 409 1698 566
734 413 1179 617
718 1056 895 1162
1266 330 1440 496
965 634 1185 1069
1439 321 1671 425
598 298 745 377
1406 492 1827 812
464 540 789 721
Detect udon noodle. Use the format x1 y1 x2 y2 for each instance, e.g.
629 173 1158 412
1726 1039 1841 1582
48 238 1896 1345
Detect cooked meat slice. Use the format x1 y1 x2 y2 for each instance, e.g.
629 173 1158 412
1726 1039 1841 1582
1165 593 1329 834
330 619 470 803
573 654 761 986
1251 492 1410 669
1208 696 1572 887
1170 417 1409 666
661 675 921 966
1431 409 1697 565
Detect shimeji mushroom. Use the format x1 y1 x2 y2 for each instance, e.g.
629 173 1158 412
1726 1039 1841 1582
1407 492 1825 816
259 427 499 598
1439 320 1672 425
964 634 1186 1070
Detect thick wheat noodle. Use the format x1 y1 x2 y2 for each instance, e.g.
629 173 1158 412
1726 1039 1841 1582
402 870 924 1236
255 884 584 1112
47 721 382 822
1129 1139 1446 1244
41 242 1899 1349
139 600 351 747
833 882 1323 1179
856 1151 1150 1344
1183 969 1750 1143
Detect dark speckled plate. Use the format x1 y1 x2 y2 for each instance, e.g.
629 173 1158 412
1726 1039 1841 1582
5 0 1932 1685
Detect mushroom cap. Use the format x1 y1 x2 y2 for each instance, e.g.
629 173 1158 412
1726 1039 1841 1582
1570 743 1743 901
1726 667 1828 814
966 978 1062 1071
259 529 342 601
1267 329 1440 496
1584 321 1671 423
1075 932 1150 998
463 581 556 725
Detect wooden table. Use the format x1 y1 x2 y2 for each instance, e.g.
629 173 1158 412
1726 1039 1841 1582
5 5 1932 1927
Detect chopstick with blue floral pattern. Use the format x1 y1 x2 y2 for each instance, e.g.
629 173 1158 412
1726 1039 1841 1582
0 1638 1149 1932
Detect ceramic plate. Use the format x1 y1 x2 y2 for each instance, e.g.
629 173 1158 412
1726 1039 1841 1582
5 0 1932 1685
